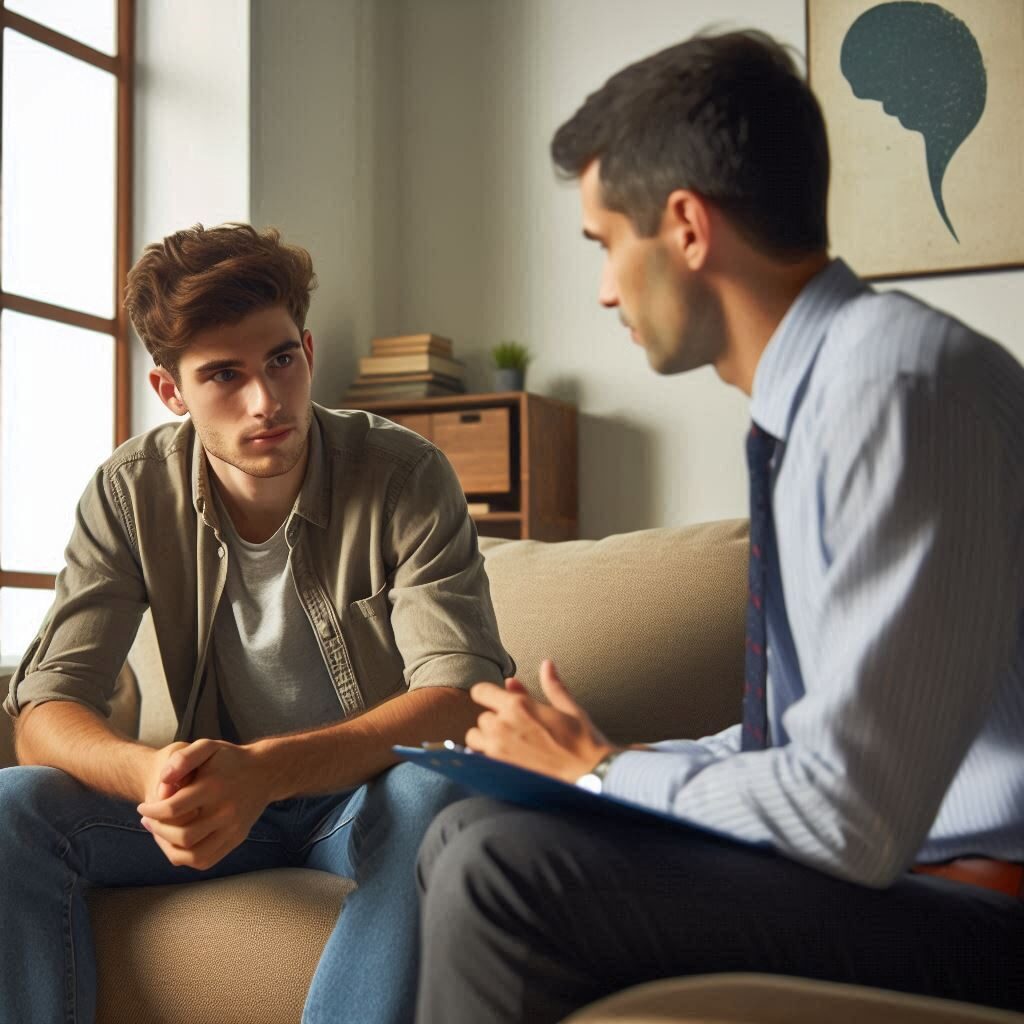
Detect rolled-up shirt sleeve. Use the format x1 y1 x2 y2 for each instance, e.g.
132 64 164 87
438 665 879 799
382 446 514 691
4 465 147 721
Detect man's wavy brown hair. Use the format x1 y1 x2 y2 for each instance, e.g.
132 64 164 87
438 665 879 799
125 223 317 381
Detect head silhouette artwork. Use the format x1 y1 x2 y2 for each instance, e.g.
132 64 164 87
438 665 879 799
840 2 986 242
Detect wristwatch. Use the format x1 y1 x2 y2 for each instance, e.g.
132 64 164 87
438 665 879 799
575 751 621 794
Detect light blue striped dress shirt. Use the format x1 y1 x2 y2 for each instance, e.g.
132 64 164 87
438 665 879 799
605 259 1024 887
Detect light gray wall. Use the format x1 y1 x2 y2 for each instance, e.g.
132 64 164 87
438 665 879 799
133 0 401 428
132 0 251 434
387 0 1024 535
144 0 1024 536
250 0 403 411
391 0 790 535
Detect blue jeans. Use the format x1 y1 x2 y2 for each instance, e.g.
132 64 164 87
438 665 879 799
0 761 461 1024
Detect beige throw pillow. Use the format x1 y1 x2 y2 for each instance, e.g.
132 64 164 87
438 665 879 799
479 519 748 745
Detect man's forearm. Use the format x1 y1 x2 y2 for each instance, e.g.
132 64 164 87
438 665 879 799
252 686 478 801
14 701 157 803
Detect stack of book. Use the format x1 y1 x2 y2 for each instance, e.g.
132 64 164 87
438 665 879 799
343 333 466 401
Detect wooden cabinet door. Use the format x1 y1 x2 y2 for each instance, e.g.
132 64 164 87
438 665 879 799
431 408 511 494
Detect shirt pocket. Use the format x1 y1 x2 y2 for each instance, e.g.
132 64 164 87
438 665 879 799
344 583 407 709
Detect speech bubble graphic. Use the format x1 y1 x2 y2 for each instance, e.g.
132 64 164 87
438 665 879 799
840 2 986 242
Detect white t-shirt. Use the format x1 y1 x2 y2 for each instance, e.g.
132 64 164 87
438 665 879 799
211 492 343 743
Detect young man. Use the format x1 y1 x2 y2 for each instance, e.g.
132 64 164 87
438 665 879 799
415 31 1024 1023
1 223 513 1024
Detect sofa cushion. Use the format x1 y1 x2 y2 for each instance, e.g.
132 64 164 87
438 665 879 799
89 868 352 1024
127 608 177 747
479 519 748 744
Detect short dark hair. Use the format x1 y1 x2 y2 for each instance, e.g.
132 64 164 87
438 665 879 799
125 223 317 380
551 30 829 256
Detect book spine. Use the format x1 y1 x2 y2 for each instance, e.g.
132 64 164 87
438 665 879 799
359 355 465 378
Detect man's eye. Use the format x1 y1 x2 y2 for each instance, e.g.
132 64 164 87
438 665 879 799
212 369 237 383
271 353 293 368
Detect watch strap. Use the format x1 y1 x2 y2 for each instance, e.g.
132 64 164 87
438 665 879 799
590 751 621 782
575 750 621 791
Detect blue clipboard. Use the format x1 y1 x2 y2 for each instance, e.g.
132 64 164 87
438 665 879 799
393 742 746 843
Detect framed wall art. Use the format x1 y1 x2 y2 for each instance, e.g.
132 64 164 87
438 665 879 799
806 0 1024 279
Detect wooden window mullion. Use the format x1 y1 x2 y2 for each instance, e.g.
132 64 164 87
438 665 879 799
0 571 58 591
0 292 115 334
114 0 134 445
0 8 118 74
0 1 134 610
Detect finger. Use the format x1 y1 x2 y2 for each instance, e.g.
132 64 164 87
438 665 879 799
156 772 196 802
469 681 507 708
474 710 500 735
149 830 184 866
141 805 202 830
504 677 527 694
538 659 581 715
138 781 208 820
161 739 220 785
464 726 488 753
151 828 228 872
141 812 220 851
146 827 200 869
471 681 540 715
156 779 178 801
175 828 238 872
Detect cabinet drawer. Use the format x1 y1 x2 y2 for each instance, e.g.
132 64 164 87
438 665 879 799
431 408 511 494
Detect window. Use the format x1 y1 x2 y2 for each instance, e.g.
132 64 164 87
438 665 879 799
0 0 134 663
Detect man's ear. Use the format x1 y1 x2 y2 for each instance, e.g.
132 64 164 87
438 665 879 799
663 189 711 271
149 367 188 416
302 329 314 375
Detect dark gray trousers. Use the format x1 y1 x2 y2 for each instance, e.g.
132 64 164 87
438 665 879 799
414 798 1024 1024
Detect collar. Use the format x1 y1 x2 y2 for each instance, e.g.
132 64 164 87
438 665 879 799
190 404 330 530
190 425 216 526
293 405 329 529
749 258 867 441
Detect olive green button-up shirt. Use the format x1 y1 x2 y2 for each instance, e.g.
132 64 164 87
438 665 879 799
5 404 513 741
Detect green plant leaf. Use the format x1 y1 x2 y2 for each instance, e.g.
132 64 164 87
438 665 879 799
491 340 531 370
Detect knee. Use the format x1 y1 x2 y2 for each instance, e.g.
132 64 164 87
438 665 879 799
0 765 77 852
417 812 554 963
417 796 504 890
0 764 73 812
419 809 529 922
375 761 469 826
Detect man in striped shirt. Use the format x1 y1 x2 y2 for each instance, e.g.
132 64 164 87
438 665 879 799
414 29 1024 1024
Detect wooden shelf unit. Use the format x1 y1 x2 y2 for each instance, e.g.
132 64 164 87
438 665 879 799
345 391 578 541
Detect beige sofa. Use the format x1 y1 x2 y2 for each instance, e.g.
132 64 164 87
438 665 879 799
1 519 1020 1023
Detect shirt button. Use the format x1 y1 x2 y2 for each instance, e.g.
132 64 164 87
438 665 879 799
217 546 225 558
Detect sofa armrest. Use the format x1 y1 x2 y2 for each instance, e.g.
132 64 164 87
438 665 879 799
564 974 1023 1024
0 659 140 769
0 672 14 769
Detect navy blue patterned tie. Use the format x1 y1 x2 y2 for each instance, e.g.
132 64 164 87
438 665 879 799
741 422 777 752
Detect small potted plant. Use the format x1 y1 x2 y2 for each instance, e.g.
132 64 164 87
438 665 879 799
491 340 531 392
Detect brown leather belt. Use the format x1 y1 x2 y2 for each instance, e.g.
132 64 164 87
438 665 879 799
912 858 1024 900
